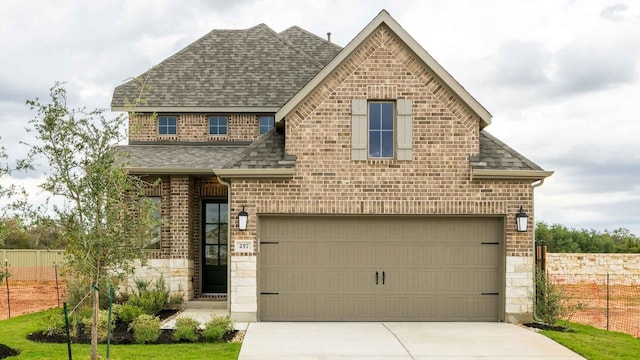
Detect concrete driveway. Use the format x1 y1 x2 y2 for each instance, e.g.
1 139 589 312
238 322 584 359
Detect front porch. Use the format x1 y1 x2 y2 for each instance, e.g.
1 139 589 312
130 176 230 302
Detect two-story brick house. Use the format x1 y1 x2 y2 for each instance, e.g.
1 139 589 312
112 10 552 323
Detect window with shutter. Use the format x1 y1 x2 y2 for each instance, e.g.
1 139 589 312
350 98 413 160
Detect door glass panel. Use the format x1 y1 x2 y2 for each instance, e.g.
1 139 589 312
220 203 228 224
220 246 227 265
206 204 219 223
205 225 219 244
205 246 219 265
220 224 228 244
202 200 228 293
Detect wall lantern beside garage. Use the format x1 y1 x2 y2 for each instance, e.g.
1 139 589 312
238 206 249 231
516 206 529 232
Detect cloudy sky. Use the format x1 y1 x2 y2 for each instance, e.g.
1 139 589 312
1 0 639 234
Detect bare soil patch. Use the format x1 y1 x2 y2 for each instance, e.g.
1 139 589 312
560 283 640 337
0 281 66 320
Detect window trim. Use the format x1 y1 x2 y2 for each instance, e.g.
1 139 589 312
208 115 229 136
367 101 396 159
157 115 178 136
258 115 275 135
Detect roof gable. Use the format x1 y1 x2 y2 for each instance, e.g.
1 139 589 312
276 10 492 128
112 24 336 111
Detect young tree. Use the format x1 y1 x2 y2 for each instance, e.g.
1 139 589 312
24 83 158 360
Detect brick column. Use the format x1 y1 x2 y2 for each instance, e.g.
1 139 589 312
168 176 194 299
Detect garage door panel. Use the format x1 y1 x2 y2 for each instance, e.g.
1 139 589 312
262 269 379 294
259 216 502 321
377 244 498 268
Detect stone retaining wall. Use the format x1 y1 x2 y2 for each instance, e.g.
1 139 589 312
546 253 640 284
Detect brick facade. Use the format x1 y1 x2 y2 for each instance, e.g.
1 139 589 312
129 113 265 142
227 25 536 322
126 24 539 323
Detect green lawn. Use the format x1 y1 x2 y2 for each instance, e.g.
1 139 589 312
0 310 241 360
542 322 640 360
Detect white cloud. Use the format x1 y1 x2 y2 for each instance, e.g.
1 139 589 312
0 0 639 235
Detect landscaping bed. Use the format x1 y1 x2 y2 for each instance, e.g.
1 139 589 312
26 309 238 345
0 344 19 359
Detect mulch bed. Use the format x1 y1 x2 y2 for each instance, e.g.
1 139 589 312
523 322 573 332
0 344 19 359
26 309 238 345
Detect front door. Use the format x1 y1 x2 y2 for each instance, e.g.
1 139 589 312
202 200 228 293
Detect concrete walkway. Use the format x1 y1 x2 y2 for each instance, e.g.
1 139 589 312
161 308 249 331
160 301 248 331
238 322 584 360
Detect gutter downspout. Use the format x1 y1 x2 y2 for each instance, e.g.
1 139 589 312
531 178 545 322
216 174 232 317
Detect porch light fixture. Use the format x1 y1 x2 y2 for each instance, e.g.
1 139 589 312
516 206 529 232
238 206 249 231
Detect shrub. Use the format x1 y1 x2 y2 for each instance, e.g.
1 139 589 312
173 316 200 342
127 276 169 315
129 314 160 344
203 315 233 343
167 292 184 309
40 309 66 336
80 309 115 342
115 303 145 324
64 279 90 309
533 271 584 326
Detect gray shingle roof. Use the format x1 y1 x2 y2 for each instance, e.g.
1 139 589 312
279 26 342 65
112 24 342 109
116 144 248 173
223 128 296 169
476 131 543 171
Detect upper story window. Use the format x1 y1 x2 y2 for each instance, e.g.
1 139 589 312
351 98 412 161
209 115 228 135
158 115 177 135
259 115 275 134
368 102 395 158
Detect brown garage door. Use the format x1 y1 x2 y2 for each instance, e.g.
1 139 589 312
259 216 503 321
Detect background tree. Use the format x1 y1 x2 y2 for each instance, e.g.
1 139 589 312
536 222 640 253
24 83 158 360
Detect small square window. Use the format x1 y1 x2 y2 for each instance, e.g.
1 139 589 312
158 116 177 135
259 115 275 134
209 116 228 135
369 102 394 158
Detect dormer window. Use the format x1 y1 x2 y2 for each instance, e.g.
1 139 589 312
259 115 275 134
209 116 228 135
158 115 177 135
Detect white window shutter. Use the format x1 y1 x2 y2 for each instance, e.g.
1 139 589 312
351 99 367 160
397 99 413 160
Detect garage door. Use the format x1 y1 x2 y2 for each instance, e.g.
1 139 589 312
259 216 502 321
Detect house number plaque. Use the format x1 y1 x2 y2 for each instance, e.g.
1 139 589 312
234 240 253 252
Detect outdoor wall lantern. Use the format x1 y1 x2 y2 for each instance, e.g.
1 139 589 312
516 206 529 232
238 206 249 231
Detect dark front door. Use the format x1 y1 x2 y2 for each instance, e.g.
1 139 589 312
202 200 228 293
